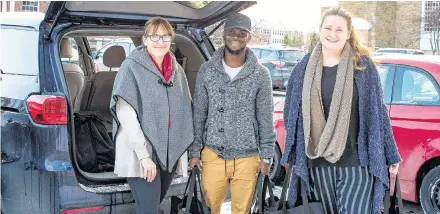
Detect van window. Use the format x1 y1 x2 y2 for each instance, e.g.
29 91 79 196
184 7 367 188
61 38 79 65
118 42 131 56
88 37 133 72
0 26 39 75
0 26 40 99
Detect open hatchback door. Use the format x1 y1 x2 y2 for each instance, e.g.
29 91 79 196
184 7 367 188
43 1 255 35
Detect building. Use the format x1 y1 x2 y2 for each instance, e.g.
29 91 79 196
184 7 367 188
1 1 49 12
420 1 440 54
208 18 305 48
249 19 304 48
322 1 440 53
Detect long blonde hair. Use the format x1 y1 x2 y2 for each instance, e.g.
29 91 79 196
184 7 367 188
321 7 371 70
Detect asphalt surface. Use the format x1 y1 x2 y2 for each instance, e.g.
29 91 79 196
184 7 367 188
220 185 424 214
158 184 424 214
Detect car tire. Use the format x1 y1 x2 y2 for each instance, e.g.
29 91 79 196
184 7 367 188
268 145 285 184
420 165 440 213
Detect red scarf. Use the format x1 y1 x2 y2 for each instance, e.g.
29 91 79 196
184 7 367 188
149 52 172 81
149 52 172 128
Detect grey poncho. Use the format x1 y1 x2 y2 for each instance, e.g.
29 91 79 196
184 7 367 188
110 46 194 172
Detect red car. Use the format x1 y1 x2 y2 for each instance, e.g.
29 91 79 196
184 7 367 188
271 55 440 213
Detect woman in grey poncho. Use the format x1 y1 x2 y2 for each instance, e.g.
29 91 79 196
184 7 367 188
110 17 194 214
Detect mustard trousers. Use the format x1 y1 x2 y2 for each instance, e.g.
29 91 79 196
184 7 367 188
201 147 260 214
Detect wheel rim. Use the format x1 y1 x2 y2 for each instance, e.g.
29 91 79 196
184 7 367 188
430 177 440 212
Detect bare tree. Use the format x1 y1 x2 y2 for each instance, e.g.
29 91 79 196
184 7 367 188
206 19 269 46
308 32 320 52
283 34 290 47
424 6 440 55
250 19 267 42
291 33 304 48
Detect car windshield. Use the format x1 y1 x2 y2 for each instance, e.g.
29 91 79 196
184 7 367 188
278 50 305 61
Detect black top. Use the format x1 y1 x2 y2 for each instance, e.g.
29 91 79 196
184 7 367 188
309 64 360 167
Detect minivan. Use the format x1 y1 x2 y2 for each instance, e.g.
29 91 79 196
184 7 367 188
0 2 256 213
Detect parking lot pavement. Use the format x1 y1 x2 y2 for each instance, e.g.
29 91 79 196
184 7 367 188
220 185 424 214
160 186 423 214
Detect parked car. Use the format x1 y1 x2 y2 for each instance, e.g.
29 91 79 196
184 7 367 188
250 46 306 90
274 55 440 213
92 39 136 72
0 1 257 213
374 48 425 56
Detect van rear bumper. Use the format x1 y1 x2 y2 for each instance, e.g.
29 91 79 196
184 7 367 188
59 177 188 213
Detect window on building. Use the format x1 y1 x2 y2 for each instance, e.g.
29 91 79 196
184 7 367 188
22 1 39 12
423 1 440 32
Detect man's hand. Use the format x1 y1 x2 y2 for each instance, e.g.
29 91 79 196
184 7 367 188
256 160 270 176
140 157 156 182
190 157 202 169
389 163 399 175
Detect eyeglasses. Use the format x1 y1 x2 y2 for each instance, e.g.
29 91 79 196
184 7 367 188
225 29 250 39
148 34 172 42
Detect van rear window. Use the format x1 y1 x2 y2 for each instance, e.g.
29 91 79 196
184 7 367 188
0 27 39 75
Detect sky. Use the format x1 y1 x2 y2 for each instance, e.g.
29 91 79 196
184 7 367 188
241 0 339 33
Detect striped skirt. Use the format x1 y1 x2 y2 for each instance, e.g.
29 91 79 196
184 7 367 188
307 166 374 214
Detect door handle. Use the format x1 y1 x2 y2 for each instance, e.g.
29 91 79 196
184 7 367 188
1 151 20 164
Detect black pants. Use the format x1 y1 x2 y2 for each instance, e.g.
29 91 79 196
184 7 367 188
127 165 177 214
308 166 374 214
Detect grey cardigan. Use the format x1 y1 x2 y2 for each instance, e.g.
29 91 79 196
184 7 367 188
110 46 194 172
188 47 276 160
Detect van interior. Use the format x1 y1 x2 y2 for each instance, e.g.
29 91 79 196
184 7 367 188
59 27 207 184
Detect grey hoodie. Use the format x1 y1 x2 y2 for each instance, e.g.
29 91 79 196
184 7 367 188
110 46 194 172
188 47 276 160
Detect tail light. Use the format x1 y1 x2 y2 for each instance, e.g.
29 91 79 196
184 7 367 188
274 80 283 85
60 206 105 214
270 61 285 68
26 95 67 125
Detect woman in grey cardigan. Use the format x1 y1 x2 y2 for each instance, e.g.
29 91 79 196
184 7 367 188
110 17 193 214
282 7 401 214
